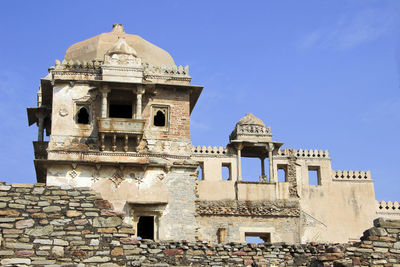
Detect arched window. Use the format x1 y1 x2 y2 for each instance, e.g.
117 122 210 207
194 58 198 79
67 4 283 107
77 107 90 124
154 110 165 127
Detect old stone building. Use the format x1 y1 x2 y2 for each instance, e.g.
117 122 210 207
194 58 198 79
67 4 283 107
27 24 400 244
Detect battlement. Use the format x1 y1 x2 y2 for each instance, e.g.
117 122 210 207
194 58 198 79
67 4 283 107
276 148 330 158
377 200 400 214
332 170 372 181
192 145 229 156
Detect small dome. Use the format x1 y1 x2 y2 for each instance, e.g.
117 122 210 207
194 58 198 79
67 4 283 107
64 24 175 67
237 113 266 127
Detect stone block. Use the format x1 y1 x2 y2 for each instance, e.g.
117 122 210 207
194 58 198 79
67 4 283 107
1 258 31 265
120 237 140 244
111 247 124 256
0 185 11 191
43 206 61 213
33 239 53 245
74 219 89 225
95 200 113 209
11 183 33 188
363 227 388 237
93 217 122 227
32 187 45 194
25 225 54 236
15 250 35 256
0 209 19 216
5 242 34 249
163 249 184 256
53 239 69 246
52 246 64 257
16 219 35 229
374 218 400 229
83 256 111 263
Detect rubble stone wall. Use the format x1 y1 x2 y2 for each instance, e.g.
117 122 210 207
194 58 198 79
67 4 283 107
0 183 400 266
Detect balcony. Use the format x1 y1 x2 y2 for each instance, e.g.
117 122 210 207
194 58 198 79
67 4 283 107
33 141 48 160
98 117 145 134
97 118 146 152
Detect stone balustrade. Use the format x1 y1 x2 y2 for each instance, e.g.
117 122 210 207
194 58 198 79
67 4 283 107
332 170 372 181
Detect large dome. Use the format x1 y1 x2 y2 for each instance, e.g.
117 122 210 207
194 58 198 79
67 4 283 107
64 24 175 67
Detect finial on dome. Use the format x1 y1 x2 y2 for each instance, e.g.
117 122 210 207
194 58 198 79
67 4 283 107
106 37 137 57
112 24 125 33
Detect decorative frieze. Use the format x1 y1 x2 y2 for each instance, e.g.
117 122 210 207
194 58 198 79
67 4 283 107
196 200 300 217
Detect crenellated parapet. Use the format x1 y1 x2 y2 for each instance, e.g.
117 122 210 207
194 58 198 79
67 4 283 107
276 148 329 159
377 200 400 215
143 63 190 77
50 59 190 84
51 59 102 80
191 145 229 157
332 170 372 181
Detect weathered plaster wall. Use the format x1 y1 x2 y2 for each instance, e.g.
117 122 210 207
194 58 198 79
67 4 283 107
47 166 198 241
196 215 300 244
49 83 100 151
0 183 400 266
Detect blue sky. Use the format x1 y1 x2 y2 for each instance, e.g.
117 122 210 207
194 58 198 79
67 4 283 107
0 0 399 201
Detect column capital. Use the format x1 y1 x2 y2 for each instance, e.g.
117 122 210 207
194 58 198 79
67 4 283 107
234 142 244 151
266 142 274 152
135 85 145 95
100 85 111 94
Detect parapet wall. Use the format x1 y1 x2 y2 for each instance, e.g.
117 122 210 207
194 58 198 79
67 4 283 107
0 183 400 266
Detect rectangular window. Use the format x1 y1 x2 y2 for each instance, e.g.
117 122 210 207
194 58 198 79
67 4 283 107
277 164 287 182
197 162 204 180
245 232 271 243
222 163 231 180
308 166 321 185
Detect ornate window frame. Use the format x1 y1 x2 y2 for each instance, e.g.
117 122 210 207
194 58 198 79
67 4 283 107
74 101 93 129
151 104 169 131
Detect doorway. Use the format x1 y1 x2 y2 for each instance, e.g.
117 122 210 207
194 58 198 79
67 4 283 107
137 216 154 239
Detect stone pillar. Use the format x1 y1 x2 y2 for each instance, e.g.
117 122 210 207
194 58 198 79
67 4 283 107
100 85 110 118
37 115 44 142
36 109 47 142
267 143 275 183
135 86 145 119
260 157 267 182
235 143 244 181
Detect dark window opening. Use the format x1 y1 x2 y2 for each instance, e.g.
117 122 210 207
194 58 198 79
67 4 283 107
308 166 321 185
137 216 154 240
109 104 132 118
245 232 271 244
77 107 89 124
154 110 166 127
